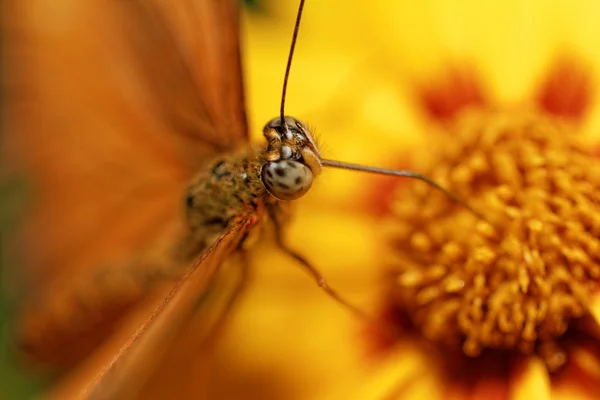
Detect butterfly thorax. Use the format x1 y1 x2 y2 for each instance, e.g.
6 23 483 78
183 144 272 258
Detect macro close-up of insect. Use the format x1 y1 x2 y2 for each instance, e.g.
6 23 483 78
3 0 600 399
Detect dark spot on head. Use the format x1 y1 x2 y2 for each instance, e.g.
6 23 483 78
278 182 290 190
295 177 302 185
267 169 273 179
286 161 297 169
275 168 286 177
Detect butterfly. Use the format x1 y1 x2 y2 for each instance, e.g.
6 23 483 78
2 0 351 396
2 0 482 398
2 0 253 395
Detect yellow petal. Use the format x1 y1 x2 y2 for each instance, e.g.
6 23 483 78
202 206 382 399
324 344 440 400
398 373 443 400
509 356 551 400
364 0 558 104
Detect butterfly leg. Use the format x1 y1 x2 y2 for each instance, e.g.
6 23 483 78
265 203 366 318
198 251 252 348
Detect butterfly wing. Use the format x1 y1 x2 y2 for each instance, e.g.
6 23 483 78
42 219 255 400
110 0 248 150
2 0 248 369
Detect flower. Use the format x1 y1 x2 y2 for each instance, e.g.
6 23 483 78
370 110 600 399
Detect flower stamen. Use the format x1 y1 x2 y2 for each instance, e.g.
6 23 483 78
386 111 600 372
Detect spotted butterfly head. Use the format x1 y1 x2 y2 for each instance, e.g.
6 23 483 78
261 116 322 200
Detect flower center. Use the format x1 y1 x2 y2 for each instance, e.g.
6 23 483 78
386 110 600 372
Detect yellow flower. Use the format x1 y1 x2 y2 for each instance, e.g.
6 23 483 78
369 110 600 399
198 1 600 400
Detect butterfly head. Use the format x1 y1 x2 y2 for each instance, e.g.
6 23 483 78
261 116 322 201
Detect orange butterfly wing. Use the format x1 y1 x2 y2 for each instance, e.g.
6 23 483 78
3 0 249 371
44 220 255 400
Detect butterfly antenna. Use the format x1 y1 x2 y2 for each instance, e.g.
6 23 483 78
280 0 306 133
321 159 489 222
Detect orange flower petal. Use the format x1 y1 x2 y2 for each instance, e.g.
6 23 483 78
416 65 488 123
468 375 509 400
363 158 414 217
535 55 594 121
509 356 551 400
442 386 469 400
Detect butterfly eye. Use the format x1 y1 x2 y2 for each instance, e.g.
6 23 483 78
261 160 313 201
